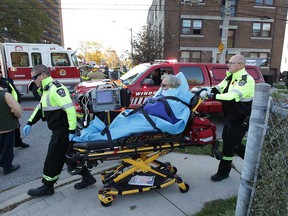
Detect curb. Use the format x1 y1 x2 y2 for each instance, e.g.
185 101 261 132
0 162 117 214
0 173 81 214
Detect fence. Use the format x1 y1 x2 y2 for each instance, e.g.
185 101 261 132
235 84 288 216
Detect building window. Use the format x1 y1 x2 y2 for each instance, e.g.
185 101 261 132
180 51 202 62
255 0 274 7
181 51 190 62
242 52 269 66
154 5 157 20
181 0 204 4
159 23 162 41
191 51 202 62
227 30 235 48
252 22 271 37
182 19 203 35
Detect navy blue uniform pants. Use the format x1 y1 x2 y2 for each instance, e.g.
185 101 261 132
216 120 248 176
0 130 15 169
222 120 248 159
42 129 69 185
14 127 23 146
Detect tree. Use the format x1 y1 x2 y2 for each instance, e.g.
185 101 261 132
77 41 120 68
132 26 163 64
0 0 50 42
104 48 121 69
77 41 104 64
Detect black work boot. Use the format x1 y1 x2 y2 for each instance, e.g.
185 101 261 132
211 160 231 182
27 184 54 197
74 166 96 190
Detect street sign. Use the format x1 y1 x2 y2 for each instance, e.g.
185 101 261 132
218 42 224 53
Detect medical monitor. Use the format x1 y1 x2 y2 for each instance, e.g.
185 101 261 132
96 90 114 104
91 85 121 112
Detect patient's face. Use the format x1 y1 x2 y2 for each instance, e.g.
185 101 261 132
161 79 171 90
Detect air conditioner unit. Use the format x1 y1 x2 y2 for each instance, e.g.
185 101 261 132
183 0 200 6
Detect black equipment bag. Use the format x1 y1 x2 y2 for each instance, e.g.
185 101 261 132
120 88 131 107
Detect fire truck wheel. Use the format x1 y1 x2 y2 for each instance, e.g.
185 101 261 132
32 85 41 101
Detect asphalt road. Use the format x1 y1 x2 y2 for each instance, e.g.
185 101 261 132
0 96 225 192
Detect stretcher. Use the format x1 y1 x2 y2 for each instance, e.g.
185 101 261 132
66 91 221 207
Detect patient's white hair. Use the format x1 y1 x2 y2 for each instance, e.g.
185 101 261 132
162 74 181 88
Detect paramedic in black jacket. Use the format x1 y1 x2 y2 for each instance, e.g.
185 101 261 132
202 55 255 182
0 70 29 148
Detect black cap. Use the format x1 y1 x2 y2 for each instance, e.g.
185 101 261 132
110 71 119 80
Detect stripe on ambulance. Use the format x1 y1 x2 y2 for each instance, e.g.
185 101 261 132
131 97 145 105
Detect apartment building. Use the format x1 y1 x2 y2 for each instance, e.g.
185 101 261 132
0 0 64 46
38 0 64 45
147 0 288 81
281 18 288 73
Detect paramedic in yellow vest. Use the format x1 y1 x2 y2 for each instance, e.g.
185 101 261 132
0 70 29 148
22 64 96 196
87 64 105 80
80 64 92 81
109 70 127 89
203 55 255 182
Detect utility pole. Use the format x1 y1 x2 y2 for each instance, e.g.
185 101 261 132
219 0 232 64
112 21 133 66
129 27 133 66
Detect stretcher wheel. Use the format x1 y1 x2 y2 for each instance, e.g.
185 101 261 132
170 166 177 175
100 200 112 207
179 183 190 193
162 162 177 174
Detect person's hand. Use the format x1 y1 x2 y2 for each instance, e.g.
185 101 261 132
69 133 76 141
23 125 32 136
199 90 215 100
199 90 208 99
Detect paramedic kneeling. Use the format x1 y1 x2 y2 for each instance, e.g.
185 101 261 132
203 55 255 182
22 64 96 196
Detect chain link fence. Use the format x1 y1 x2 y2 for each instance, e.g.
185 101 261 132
249 89 288 215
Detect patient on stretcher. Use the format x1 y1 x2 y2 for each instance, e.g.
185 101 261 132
72 72 194 143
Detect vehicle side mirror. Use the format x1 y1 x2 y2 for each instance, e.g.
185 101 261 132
142 78 154 86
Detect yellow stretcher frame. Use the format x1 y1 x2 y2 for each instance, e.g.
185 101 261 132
67 97 219 206
97 150 189 207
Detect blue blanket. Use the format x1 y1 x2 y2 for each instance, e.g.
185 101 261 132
73 72 194 142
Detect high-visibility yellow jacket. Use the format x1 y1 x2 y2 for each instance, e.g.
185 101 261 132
27 76 76 132
0 78 20 102
212 68 255 123
111 80 127 89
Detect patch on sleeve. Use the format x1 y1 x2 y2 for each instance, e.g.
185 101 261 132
238 79 247 86
56 88 66 97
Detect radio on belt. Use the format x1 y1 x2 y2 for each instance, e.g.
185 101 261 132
91 83 121 112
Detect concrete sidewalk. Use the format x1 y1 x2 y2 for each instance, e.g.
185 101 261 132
0 153 243 216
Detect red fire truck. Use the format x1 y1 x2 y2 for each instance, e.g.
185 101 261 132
0 43 80 99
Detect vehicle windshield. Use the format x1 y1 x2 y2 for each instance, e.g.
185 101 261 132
71 52 79 67
120 64 150 85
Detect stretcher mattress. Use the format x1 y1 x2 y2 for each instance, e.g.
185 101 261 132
72 72 194 143
73 131 186 151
